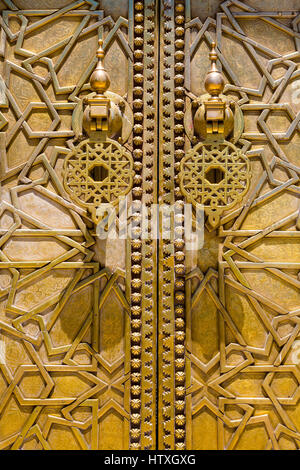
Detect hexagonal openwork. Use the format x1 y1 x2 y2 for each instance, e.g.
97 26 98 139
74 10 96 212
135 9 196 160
63 138 134 223
88 163 109 182
179 140 251 228
204 165 225 185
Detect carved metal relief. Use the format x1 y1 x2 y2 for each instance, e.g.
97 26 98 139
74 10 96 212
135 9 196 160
0 0 155 451
64 138 133 222
181 0 300 451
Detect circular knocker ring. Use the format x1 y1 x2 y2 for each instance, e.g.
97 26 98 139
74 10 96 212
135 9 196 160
63 138 134 223
179 140 251 228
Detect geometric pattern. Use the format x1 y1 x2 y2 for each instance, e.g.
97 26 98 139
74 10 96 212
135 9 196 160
64 139 134 210
179 140 251 227
0 0 299 451
0 1 134 450
183 0 300 450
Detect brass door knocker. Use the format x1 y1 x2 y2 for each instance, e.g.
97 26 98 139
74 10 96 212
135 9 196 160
181 42 251 228
63 39 134 224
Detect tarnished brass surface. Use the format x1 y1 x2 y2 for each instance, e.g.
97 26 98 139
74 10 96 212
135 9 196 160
0 0 299 451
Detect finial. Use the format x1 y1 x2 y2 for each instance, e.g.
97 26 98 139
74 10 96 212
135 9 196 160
90 39 110 95
204 41 225 99
209 41 218 66
97 38 105 60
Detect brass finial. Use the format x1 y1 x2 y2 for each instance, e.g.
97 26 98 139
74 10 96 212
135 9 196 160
90 39 110 95
204 41 224 99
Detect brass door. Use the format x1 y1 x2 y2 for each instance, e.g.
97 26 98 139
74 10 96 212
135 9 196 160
0 0 300 451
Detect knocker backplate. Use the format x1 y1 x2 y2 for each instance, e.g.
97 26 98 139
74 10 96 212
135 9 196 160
179 140 251 227
63 138 134 220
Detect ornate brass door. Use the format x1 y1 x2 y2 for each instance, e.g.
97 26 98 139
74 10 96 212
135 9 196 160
0 0 300 451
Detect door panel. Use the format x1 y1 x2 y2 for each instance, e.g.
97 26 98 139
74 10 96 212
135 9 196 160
0 0 158 450
165 0 300 451
0 0 300 451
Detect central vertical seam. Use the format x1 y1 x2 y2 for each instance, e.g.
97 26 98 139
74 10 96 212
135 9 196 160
155 0 161 450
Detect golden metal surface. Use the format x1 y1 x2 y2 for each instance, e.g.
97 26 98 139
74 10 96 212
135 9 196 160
182 0 300 451
0 0 140 450
0 0 299 451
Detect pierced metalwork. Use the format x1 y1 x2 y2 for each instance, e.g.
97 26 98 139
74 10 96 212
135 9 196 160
179 140 251 227
63 138 134 223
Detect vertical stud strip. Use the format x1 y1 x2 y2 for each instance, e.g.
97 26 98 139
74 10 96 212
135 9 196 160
159 0 186 450
130 0 158 450
173 0 186 451
158 0 175 450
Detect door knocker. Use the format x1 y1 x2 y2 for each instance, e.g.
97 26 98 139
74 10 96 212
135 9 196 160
63 39 134 224
180 42 251 228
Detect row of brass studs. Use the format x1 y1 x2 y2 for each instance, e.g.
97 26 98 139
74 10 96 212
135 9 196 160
140 0 157 449
173 0 186 451
160 0 176 449
130 0 145 450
